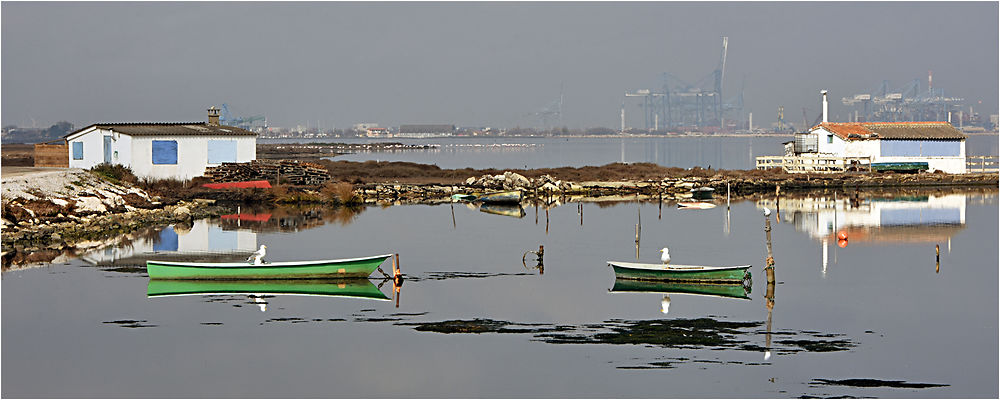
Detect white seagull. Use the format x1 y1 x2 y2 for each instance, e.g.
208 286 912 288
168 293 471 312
659 247 671 264
247 244 267 265
763 207 772 217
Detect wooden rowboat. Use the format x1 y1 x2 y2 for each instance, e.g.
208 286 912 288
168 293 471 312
476 190 521 204
677 201 716 209
146 278 390 300
610 278 750 300
147 254 394 280
608 261 751 283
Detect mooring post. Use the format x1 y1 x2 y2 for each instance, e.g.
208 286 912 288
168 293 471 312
450 203 456 228
727 181 731 211
936 244 940 274
765 211 775 285
764 280 775 361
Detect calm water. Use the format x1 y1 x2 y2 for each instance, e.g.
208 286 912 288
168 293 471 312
262 135 1000 170
3 187 997 398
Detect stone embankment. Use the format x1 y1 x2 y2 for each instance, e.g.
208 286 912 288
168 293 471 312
352 170 1000 205
1 169 225 255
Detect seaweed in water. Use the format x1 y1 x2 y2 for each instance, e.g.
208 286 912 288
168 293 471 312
538 318 761 348
102 319 157 328
811 378 948 389
410 318 512 334
777 339 854 352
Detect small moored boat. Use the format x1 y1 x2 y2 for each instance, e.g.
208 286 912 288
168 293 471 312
476 190 521 204
677 201 716 209
608 261 751 283
146 278 391 300
610 278 750 300
147 254 394 280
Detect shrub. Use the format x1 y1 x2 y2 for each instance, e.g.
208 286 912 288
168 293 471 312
90 163 138 185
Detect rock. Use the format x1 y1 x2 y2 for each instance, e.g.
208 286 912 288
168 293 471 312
173 206 192 219
73 196 108 214
465 177 476 185
539 182 560 192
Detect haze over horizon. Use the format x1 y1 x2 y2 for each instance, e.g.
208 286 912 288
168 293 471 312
2 1 997 131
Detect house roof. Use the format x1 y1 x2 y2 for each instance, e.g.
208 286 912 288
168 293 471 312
66 122 257 139
813 122 966 141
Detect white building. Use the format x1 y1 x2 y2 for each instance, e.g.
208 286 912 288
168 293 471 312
64 108 257 180
809 121 967 173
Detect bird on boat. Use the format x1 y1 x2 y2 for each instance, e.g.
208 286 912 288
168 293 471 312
247 244 267 265
659 247 671 264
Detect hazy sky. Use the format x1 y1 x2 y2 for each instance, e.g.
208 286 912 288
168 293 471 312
2 1 997 130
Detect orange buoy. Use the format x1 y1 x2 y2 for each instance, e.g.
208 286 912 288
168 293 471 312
837 230 848 240
837 239 848 248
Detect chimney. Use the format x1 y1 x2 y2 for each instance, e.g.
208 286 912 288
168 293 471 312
207 107 220 126
821 90 829 123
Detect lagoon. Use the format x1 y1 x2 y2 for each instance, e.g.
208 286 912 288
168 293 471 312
3 187 997 398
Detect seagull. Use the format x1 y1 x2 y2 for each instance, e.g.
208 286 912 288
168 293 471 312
247 244 267 265
659 247 671 264
763 207 772 217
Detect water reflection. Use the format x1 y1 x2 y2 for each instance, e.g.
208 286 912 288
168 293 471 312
610 279 751 315
146 278 393 302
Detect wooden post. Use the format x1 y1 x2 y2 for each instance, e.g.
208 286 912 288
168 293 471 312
450 203 456 228
727 181 731 211
545 208 549 234
765 213 775 285
936 244 940 274
764 280 775 361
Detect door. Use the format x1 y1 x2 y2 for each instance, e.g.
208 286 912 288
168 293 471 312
103 136 112 163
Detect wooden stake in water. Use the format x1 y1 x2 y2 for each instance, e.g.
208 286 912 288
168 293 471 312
936 244 940 274
727 181 731 210
764 211 775 285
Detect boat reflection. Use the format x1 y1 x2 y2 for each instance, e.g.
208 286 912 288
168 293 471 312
146 278 393 301
479 203 526 218
610 278 751 314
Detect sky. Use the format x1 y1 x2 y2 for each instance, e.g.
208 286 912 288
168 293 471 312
2 1 998 130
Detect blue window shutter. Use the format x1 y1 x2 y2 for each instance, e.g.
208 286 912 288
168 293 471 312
72 142 84 160
207 140 237 164
151 140 178 164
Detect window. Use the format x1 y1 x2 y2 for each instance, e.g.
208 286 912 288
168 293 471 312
72 142 83 160
151 140 178 164
827 135 833 144
207 140 237 164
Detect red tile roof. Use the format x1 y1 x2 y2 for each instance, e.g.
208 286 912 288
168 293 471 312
812 122 966 140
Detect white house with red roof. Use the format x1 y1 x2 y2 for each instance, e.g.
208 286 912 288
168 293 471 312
809 121 967 173
776 90 968 174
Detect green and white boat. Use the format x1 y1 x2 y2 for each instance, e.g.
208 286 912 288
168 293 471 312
146 254 394 280
610 278 751 300
608 261 751 283
146 278 391 300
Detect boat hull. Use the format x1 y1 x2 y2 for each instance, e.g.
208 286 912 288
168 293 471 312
146 278 390 300
476 190 521 204
147 254 393 280
609 261 751 283
611 278 750 299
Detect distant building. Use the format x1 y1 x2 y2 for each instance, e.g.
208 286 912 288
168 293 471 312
810 121 967 173
398 124 455 138
366 127 391 137
353 123 379 131
64 107 257 180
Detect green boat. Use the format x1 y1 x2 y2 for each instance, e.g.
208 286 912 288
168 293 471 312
146 278 390 300
872 162 928 173
608 261 751 283
610 278 750 300
147 254 394 280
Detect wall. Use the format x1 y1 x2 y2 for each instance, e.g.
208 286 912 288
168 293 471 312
33 143 68 167
130 135 256 180
66 127 105 169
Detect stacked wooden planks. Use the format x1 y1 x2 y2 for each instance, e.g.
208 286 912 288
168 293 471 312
205 160 332 185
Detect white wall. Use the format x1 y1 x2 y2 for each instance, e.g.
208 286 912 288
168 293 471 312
130 135 256 180
872 141 966 174
813 127 847 155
